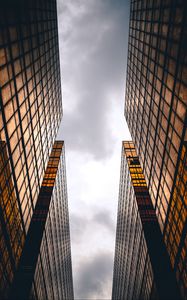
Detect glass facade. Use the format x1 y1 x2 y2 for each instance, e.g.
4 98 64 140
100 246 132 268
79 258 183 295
0 0 62 232
0 1 74 299
0 141 24 298
32 142 74 300
124 0 187 297
10 142 74 300
112 142 180 300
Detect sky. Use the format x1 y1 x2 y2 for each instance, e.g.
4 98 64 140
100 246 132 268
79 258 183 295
57 1 131 299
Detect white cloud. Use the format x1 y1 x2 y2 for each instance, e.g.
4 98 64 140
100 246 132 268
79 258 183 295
75 252 113 300
57 0 131 299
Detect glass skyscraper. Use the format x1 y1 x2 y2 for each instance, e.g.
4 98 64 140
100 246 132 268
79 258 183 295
10 141 73 300
122 0 186 298
0 0 74 299
112 142 180 300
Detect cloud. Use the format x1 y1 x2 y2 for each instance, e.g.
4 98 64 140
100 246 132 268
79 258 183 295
70 208 115 245
70 213 89 244
57 0 130 160
56 1 131 299
92 210 115 234
75 251 114 300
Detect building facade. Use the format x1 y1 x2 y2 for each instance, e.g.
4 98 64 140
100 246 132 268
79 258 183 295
10 141 74 300
124 0 187 297
112 142 180 300
0 0 74 299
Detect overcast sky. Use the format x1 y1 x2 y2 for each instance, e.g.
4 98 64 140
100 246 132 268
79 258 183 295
57 1 131 299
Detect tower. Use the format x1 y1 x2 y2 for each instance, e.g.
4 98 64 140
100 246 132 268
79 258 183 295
0 0 74 298
124 0 187 297
112 141 180 300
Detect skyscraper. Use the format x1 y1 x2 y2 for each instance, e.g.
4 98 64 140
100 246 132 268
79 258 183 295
0 0 74 299
112 141 180 300
124 0 186 298
10 141 74 300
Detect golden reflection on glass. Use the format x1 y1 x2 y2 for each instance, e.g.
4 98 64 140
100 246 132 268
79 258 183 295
124 143 147 188
0 141 24 292
164 144 187 297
